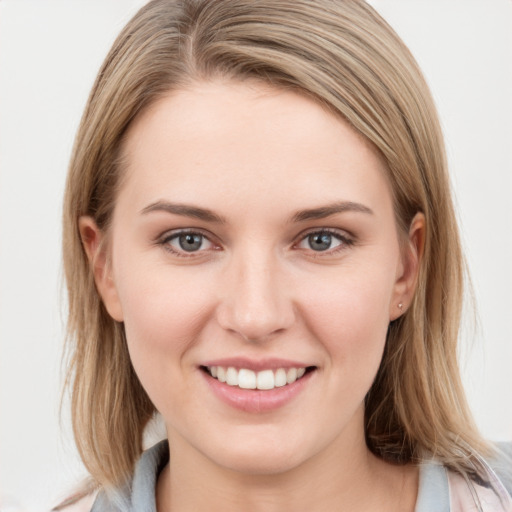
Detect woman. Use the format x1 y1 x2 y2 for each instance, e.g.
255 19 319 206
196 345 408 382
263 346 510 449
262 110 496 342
60 0 511 510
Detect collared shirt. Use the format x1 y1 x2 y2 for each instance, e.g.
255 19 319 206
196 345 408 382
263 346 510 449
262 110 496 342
90 441 512 511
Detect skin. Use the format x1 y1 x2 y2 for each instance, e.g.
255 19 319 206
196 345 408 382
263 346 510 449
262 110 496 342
81 80 424 511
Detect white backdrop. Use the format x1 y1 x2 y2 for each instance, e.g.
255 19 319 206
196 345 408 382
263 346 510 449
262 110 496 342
0 1 510 510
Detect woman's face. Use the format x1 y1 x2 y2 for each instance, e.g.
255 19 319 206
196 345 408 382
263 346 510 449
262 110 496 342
85 81 420 475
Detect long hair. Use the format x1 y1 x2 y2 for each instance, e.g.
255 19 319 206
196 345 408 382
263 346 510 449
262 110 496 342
63 0 489 488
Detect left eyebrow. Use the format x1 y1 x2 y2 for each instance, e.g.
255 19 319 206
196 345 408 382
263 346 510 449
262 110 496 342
290 201 374 223
140 201 227 223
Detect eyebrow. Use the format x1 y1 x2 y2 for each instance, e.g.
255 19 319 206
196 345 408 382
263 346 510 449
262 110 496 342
140 201 227 223
291 201 374 222
140 199 373 224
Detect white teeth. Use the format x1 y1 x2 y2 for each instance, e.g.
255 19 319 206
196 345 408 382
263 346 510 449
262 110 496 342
256 369 274 390
206 365 309 390
226 367 238 386
286 367 297 384
274 368 287 387
217 366 226 383
238 369 257 389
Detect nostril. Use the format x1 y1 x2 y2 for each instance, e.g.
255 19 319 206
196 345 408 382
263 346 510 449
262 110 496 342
215 273 296 341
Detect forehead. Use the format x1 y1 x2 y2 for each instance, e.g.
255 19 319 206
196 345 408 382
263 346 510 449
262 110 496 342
118 80 392 218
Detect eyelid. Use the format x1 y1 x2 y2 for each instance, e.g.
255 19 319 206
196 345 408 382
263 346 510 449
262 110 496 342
155 226 354 258
157 228 220 257
293 227 354 254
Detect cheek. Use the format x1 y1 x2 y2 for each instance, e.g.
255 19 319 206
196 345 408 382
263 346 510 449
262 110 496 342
116 267 217 417
112 254 216 387
299 265 394 375
116 256 211 338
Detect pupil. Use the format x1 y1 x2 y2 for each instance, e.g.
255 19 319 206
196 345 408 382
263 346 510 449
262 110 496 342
179 233 202 251
309 233 331 251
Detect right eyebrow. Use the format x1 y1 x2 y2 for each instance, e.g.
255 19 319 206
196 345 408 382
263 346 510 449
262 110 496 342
290 201 374 223
140 201 227 224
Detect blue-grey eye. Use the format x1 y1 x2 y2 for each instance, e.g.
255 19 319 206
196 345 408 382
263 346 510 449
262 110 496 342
162 231 215 256
308 233 333 251
297 231 346 252
177 233 204 252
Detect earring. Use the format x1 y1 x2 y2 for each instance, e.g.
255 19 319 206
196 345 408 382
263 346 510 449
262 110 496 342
398 303 403 311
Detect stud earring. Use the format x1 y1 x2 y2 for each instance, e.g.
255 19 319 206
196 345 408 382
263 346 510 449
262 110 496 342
398 303 403 311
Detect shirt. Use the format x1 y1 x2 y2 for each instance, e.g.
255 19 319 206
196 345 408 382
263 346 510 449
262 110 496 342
90 440 512 511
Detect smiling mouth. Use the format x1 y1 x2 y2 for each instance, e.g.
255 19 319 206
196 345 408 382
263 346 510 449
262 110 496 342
201 365 316 391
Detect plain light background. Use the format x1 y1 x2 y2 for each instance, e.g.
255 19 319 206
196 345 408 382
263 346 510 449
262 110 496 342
0 1 510 510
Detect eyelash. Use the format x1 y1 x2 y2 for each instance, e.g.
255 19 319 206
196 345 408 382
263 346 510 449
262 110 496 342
157 228 354 258
158 229 218 258
296 228 354 257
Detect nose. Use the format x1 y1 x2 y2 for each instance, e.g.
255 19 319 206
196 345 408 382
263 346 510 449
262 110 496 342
216 248 295 342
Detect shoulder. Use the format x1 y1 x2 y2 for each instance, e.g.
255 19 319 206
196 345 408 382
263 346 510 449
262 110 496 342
487 442 512 496
447 471 510 512
51 489 98 512
416 448 512 512
447 443 512 512
89 440 169 512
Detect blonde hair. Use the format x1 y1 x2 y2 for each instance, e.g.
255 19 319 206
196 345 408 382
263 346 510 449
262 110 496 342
63 0 489 488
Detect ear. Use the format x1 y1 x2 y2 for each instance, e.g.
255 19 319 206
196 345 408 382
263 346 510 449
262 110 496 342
389 212 425 321
79 216 124 322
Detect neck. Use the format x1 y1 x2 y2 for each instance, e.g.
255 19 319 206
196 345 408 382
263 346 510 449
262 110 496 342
156 417 417 512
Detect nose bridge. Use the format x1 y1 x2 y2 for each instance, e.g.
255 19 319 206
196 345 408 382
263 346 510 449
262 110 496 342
218 243 294 341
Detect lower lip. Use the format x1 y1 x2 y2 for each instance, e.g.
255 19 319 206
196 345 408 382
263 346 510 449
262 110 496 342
201 370 314 413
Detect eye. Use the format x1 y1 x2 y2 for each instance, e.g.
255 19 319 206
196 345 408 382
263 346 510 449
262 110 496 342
296 229 351 253
160 230 216 255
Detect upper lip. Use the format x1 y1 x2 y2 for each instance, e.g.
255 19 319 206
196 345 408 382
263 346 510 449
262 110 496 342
201 357 315 372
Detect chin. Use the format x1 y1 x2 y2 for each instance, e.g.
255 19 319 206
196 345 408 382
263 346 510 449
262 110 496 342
218 451 304 476
203 432 310 476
